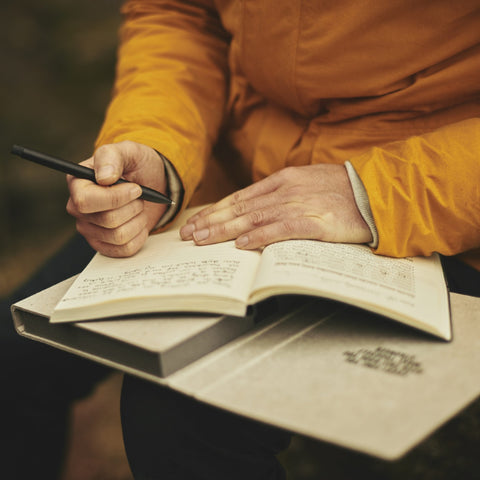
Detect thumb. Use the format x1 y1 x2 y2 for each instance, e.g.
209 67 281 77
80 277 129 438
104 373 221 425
93 144 125 186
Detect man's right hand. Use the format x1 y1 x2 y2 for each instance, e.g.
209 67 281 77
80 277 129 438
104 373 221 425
66 141 168 257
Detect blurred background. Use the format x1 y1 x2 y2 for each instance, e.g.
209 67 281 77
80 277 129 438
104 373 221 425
1 0 121 297
1 2 132 479
1 2 478 480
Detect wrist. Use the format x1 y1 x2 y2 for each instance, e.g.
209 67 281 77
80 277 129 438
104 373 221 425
154 151 185 229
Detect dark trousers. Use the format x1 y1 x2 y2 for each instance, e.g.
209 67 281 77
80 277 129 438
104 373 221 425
0 235 110 479
121 377 291 480
2 234 480 479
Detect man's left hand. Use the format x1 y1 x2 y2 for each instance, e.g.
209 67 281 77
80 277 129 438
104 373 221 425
180 164 373 249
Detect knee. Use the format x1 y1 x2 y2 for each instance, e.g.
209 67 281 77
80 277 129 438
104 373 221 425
120 375 291 480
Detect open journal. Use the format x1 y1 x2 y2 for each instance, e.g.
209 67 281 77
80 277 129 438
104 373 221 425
48 208 451 340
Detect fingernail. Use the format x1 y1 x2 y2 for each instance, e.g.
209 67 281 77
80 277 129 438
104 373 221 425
193 228 209 242
96 165 115 182
181 223 195 239
235 235 249 248
130 184 142 198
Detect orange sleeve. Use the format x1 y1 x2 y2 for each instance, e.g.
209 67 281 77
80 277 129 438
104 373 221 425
95 0 230 209
350 118 480 258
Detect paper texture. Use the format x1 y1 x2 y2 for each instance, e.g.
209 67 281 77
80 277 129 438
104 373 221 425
52 233 261 319
167 295 480 459
251 241 451 339
12 280 480 460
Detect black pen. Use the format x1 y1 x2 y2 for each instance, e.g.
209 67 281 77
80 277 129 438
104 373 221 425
10 144 174 205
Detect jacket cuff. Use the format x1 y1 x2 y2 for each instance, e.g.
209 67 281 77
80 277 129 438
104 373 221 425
155 152 184 229
345 161 378 248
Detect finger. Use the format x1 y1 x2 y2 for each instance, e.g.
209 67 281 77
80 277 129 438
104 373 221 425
67 179 142 215
87 228 150 258
71 199 144 229
234 216 323 250
234 212 372 250
185 173 284 225
93 141 161 186
93 144 128 185
180 191 282 240
65 156 93 190
76 210 148 248
188 202 288 245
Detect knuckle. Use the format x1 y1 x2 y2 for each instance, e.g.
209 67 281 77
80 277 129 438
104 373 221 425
95 144 118 165
195 215 211 230
88 239 104 255
281 219 298 235
119 139 135 151
269 204 283 220
100 244 120 258
110 189 132 210
95 144 110 156
278 166 295 180
286 184 303 199
232 200 247 217
232 191 243 206
112 226 129 245
254 228 268 246
109 193 122 210
119 243 137 258
123 231 147 257
115 140 135 159
103 210 120 228
214 222 228 238
71 191 91 214
248 209 265 227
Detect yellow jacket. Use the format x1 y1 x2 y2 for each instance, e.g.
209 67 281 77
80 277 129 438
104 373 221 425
96 0 480 269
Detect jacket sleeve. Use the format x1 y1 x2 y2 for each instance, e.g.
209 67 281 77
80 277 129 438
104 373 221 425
95 0 230 210
349 117 480 258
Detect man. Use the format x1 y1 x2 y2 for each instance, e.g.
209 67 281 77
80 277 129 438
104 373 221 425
56 0 480 478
